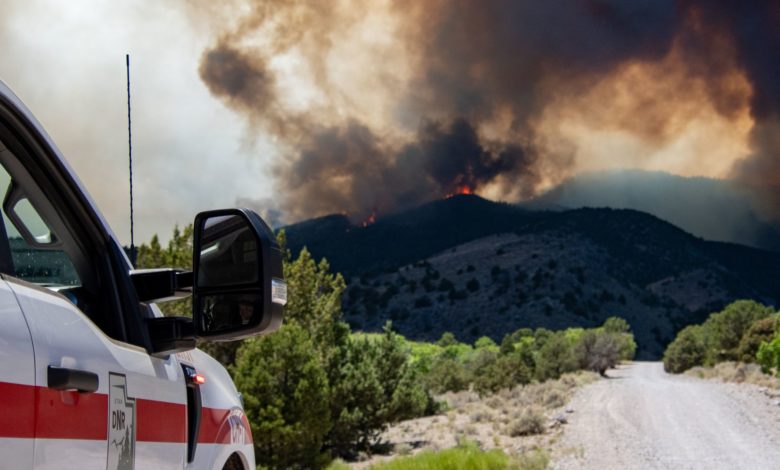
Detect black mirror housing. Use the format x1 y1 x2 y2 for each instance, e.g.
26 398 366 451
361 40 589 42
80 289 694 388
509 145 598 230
192 208 285 341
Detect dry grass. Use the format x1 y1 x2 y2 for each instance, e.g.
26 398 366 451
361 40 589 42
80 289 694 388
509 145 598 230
469 405 494 423
507 407 546 437
686 362 780 389
350 371 599 469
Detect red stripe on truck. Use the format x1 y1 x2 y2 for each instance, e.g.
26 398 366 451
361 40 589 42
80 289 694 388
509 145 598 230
35 387 108 439
0 381 36 438
136 399 187 443
0 381 248 444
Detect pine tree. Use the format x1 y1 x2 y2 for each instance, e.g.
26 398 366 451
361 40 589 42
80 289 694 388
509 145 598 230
232 324 331 469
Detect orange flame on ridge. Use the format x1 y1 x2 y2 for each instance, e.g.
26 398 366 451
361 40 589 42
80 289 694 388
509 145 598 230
361 211 377 227
445 184 474 199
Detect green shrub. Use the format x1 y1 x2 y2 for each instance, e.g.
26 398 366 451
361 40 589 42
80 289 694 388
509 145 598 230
473 353 532 395
532 328 553 349
535 332 577 381
423 357 470 393
616 333 637 361
602 318 637 361
757 335 780 375
511 328 534 342
437 332 458 347
514 337 538 374
367 441 532 470
663 300 776 373
233 324 331 469
406 341 444 375
419 320 635 394
474 336 499 351
328 324 432 455
574 330 621 376
602 316 630 334
373 325 431 424
468 348 500 395
499 334 516 355
441 343 475 361
704 300 774 363
738 316 778 362
326 335 384 456
236 235 435 465
663 325 707 373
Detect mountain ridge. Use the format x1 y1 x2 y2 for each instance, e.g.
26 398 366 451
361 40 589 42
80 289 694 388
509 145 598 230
527 170 780 251
283 195 780 358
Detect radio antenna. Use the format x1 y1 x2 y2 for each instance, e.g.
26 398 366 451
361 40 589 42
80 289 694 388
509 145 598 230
126 54 137 267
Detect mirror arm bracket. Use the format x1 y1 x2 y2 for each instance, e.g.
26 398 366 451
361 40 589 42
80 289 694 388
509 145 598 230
131 268 193 303
147 316 196 357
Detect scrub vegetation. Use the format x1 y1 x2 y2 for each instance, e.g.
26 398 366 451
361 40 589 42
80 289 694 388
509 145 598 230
663 300 779 374
138 227 636 469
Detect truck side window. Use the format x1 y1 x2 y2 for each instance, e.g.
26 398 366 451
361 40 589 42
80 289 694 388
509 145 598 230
0 163 80 286
0 114 142 346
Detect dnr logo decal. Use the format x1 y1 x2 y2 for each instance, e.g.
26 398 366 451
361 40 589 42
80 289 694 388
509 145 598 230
107 374 136 470
228 409 247 445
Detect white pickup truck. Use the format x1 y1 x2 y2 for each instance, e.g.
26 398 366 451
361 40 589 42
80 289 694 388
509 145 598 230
0 80 286 469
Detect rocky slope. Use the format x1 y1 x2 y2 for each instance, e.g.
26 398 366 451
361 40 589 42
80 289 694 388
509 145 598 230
284 195 780 358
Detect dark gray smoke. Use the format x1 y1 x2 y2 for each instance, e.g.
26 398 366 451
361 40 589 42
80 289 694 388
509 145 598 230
200 43 275 117
397 1 679 123
194 0 780 223
687 1 780 218
274 118 537 221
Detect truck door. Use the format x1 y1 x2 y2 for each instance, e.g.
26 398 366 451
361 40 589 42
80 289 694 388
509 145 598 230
0 137 187 468
0 279 35 469
7 279 188 470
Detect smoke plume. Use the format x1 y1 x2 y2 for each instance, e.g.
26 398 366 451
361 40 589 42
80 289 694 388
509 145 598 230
193 0 780 224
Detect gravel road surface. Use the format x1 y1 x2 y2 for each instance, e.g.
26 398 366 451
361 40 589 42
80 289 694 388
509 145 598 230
554 362 780 469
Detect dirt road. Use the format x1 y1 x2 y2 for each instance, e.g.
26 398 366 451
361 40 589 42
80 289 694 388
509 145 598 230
554 362 780 469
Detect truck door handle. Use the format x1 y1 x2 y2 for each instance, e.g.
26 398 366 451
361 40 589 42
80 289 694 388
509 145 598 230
47 366 99 393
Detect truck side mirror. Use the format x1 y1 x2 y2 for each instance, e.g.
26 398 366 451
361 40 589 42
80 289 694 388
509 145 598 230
192 209 286 341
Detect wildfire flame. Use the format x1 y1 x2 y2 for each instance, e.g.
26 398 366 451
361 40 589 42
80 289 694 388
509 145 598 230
361 212 377 227
445 185 474 199
457 185 473 195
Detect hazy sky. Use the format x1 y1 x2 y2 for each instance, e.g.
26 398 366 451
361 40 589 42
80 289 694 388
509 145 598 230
0 0 277 245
